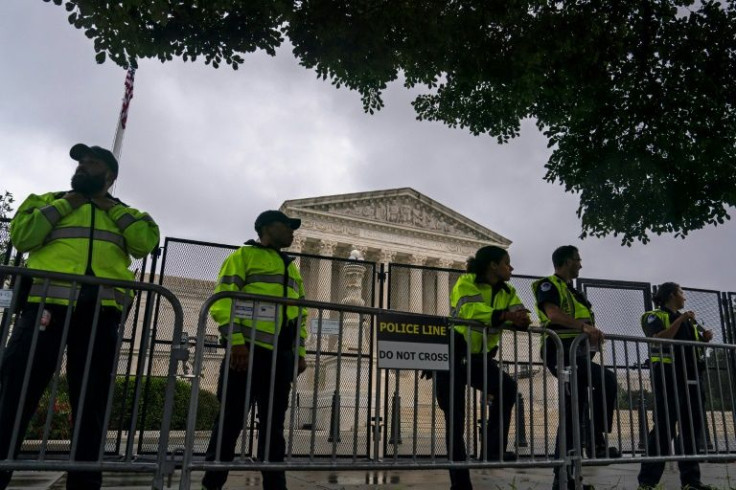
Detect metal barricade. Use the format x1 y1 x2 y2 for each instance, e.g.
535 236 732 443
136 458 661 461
568 333 736 483
0 266 186 489
179 291 570 488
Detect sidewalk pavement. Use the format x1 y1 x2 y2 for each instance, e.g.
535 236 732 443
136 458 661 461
10 463 736 490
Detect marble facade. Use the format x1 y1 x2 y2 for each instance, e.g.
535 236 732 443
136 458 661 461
282 187 510 272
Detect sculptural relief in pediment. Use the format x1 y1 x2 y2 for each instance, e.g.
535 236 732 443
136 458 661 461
316 198 480 240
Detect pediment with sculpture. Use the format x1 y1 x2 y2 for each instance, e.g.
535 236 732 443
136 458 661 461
282 188 510 245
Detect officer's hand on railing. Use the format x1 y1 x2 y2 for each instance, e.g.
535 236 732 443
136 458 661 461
298 356 307 376
703 329 714 342
420 370 433 380
582 324 604 345
504 309 532 330
230 344 250 372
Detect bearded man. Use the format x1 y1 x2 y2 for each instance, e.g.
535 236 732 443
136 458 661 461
0 143 159 490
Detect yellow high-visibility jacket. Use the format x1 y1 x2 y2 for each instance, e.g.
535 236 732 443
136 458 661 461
641 309 702 364
451 273 525 354
211 241 308 356
10 191 159 310
532 275 594 341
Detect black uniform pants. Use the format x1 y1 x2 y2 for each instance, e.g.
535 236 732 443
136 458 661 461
202 344 295 490
0 301 120 490
435 335 518 490
544 338 617 481
638 362 703 487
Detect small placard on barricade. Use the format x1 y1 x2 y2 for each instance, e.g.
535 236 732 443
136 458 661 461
377 312 449 371
0 289 12 308
233 299 277 320
309 317 340 335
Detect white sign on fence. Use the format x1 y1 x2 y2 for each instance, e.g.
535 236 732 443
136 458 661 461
0 289 12 308
309 318 341 336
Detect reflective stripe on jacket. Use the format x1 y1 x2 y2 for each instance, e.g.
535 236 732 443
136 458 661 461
532 275 594 341
450 273 525 354
210 243 308 356
641 309 702 363
10 191 159 310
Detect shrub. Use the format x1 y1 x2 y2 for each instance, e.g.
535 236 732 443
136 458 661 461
110 376 219 431
25 376 218 439
26 377 72 440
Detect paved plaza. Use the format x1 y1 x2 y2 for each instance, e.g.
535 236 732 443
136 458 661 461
7 462 736 490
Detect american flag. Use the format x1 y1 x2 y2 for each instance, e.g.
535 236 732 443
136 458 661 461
119 67 136 129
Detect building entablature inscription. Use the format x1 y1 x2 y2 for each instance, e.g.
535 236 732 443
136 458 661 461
295 218 479 262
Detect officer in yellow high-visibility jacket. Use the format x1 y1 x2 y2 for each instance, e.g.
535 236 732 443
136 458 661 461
532 245 618 490
637 282 715 490
0 144 159 490
202 210 308 490
435 245 531 490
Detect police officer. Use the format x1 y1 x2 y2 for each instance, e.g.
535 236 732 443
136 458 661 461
202 210 308 490
0 144 159 489
532 245 619 490
637 282 715 490
435 245 531 490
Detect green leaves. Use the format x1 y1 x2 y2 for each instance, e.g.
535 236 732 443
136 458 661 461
47 0 736 244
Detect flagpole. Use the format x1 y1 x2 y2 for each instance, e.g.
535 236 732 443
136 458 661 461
111 66 136 162
110 66 135 194
111 112 125 160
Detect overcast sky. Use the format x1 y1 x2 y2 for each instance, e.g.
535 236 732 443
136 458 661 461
2 1 734 297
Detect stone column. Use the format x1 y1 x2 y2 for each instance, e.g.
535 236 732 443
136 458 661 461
300 239 337 433
288 235 306 268
409 254 426 313
379 250 397 309
317 240 337 303
379 249 397 265
323 255 371 436
436 258 453 317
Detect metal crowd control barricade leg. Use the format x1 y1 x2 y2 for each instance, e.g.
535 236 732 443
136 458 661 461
569 332 736 489
180 292 382 489
0 265 185 490
434 323 570 490
180 297 570 489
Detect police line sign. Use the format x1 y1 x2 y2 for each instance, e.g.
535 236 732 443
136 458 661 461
376 312 449 371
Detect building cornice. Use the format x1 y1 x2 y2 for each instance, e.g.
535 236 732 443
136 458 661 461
282 187 512 246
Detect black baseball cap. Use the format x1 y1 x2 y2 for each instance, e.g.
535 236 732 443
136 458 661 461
254 210 301 234
69 143 119 177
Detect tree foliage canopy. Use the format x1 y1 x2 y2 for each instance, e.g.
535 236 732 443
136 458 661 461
45 0 736 244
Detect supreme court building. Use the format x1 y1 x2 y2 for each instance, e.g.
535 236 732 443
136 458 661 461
127 187 561 454
280 187 511 313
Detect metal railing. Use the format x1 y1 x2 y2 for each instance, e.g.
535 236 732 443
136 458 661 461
0 266 186 489
1 267 734 490
568 333 736 486
178 291 570 489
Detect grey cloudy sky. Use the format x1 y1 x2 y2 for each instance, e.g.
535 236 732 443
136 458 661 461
1 1 734 295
